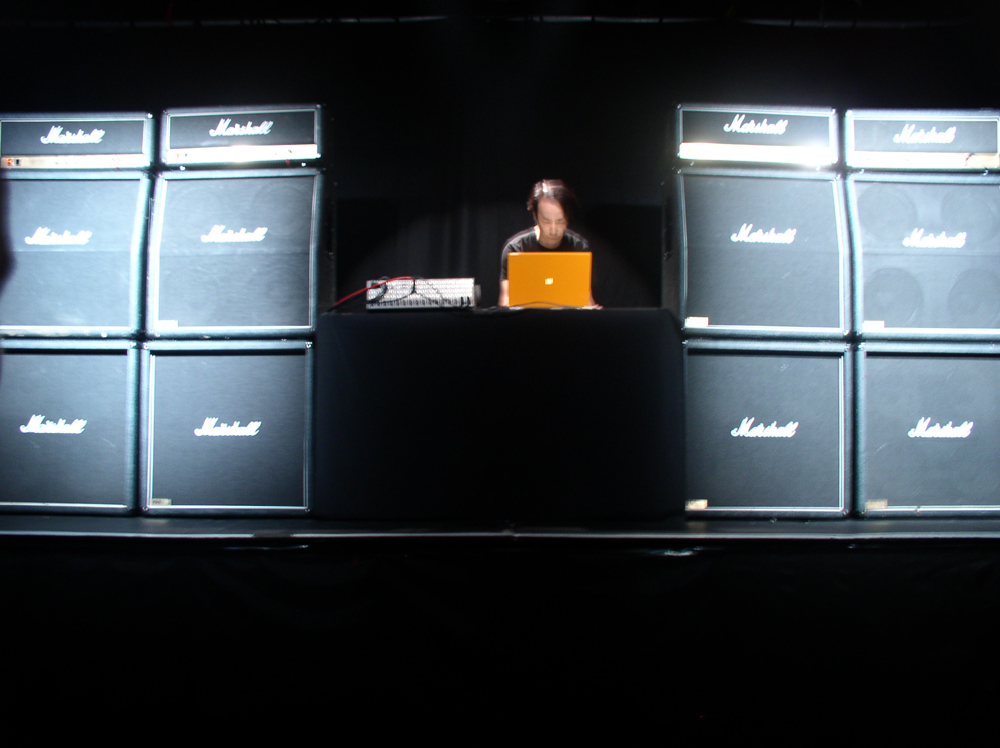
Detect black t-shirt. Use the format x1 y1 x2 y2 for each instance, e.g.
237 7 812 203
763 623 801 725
499 228 589 281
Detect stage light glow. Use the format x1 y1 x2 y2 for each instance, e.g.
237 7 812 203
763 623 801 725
678 141 836 165
164 144 319 165
847 150 1000 170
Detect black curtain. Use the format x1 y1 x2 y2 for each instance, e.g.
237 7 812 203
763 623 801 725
2 19 998 309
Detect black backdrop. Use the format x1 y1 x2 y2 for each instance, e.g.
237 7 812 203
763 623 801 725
3 17 1000 309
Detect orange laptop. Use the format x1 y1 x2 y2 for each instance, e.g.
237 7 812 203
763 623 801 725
507 251 592 308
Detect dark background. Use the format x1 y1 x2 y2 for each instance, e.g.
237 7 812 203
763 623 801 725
4 2 1000 728
3 2 999 309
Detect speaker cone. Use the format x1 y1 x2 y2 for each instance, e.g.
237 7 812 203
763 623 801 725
865 267 922 327
947 269 1000 328
857 184 918 244
941 187 1000 247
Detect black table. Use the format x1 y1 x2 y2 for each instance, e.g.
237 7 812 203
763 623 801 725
313 308 684 521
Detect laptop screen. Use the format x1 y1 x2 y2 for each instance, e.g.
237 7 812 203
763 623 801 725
507 251 592 308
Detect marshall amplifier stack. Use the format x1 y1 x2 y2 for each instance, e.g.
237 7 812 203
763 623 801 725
0 112 153 514
150 105 323 338
0 105 323 516
142 105 323 515
676 104 847 339
677 104 1000 517
845 110 1000 340
676 104 852 516
846 109 1000 515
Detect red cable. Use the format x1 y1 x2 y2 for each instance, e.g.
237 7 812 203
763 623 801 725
330 276 416 309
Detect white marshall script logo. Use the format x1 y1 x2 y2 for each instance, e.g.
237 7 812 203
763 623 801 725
193 418 261 437
902 229 966 249
20 414 86 435
40 125 105 144
908 417 974 439
208 118 274 137
200 225 267 243
893 124 957 145
24 227 93 246
730 223 797 244
731 417 799 438
723 114 789 135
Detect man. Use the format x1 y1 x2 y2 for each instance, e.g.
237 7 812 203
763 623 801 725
498 179 599 307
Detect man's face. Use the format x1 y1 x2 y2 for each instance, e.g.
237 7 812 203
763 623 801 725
535 197 567 249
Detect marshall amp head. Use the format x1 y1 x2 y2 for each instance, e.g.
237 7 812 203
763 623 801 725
147 168 321 337
139 340 312 515
846 109 1000 170
684 339 851 516
677 104 838 166
678 168 850 338
0 339 138 514
0 112 153 169
849 173 1000 339
857 342 1000 515
161 105 322 166
0 170 149 337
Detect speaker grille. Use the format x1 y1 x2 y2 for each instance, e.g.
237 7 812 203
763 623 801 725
685 344 848 514
852 175 1000 335
143 344 310 513
0 174 146 333
860 348 1000 512
681 170 847 334
0 345 133 511
148 171 318 335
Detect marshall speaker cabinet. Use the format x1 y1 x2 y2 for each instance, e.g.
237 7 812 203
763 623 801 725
846 109 1000 171
849 173 1000 339
160 105 322 166
140 340 312 515
858 342 1000 515
146 169 321 337
0 111 154 170
0 171 150 337
0 339 137 513
676 104 838 166
679 168 850 337
685 339 851 516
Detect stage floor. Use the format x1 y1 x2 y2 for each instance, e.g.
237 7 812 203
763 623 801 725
6 513 1000 542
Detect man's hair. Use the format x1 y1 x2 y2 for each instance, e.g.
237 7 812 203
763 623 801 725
527 179 578 224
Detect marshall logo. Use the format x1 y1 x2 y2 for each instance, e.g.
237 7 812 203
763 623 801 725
730 223 797 244
39 125 106 145
723 114 789 135
908 417 974 439
193 417 261 437
208 118 274 137
902 229 967 249
24 228 93 246
893 124 957 145
200 225 267 243
20 414 87 434
731 417 799 438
